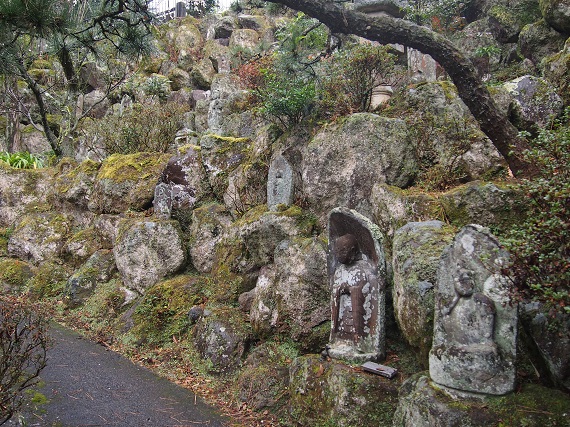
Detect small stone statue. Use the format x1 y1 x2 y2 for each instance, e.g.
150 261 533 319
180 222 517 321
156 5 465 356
429 225 517 396
327 208 386 363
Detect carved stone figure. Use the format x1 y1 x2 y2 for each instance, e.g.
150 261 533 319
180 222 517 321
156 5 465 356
327 208 386 363
429 225 517 395
267 154 294 211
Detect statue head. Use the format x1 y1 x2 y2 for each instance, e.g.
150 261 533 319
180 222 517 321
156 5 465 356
454 269 475 297
335 234 360 265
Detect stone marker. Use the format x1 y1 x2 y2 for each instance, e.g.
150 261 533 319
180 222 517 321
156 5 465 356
327 207 386 363
429 224 517 395
267 154 294 211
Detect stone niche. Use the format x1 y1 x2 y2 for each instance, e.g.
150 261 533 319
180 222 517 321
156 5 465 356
429 224 517 396
327 207 386 363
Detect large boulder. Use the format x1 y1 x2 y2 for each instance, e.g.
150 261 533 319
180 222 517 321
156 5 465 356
543 38 570 105
488 0 542 43
500 75 564 131
392 221 456 367
0 258 35 294
439 181 525 230
393 374 570 427
301 113 417 221
402 82 506 185
164 20 203 71
89 152 171 214
0 163 51 227
519 20 567 65
540 0 570 34
51 158 100 212
8 212 71 264
63 227 105 266
288 354 400 427
249 237 329 351
77 89 110 119
188 203 233 273
113 219 187 293
193 307 252 374
229 29 260 50
153 145 211 227
521 302 570 391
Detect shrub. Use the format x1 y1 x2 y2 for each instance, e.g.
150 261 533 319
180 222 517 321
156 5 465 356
0 151 44 169
503 109 570 313
0 295 49 424
318 42 405 118
84 101 189 155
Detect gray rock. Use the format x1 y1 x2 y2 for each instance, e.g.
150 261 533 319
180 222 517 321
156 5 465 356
8 212 71 265
79 62 106 92
488 0 542 43
66 249 117 306
429 225 517 395
250 238 329 351
229 29 260 50
76 89 109 119
167 67 191 91
521 302 570 391
212 15 236 39
88 152 171 215
164 22 202 71
519 19 567 65
188 203 233 274
543 38 570 105
193 310 251 374
63 227 104 266
392 221 456 367
0 164 51 227
153 145 210 228
267 154 295 211
439 181 525 230
540 0 570 34
301 113 417 221
206 74 248 134
113 219 187 293
502 75 564 130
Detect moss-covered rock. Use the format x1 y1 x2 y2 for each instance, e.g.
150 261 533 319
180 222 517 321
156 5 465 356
0 258 35 294
88 152 171 214
439 181 526 232
193 305 252 374
488 0 542 43
392 221 456 368
66 249 118 307
288 354 400 427
543 37 570 106
51 158 101 211
301 113 417 222
26 262 70 300
540 0 570 34
64 227 105 266
393 373 570 427
237 340 296 416
128 275 205 346
519 19 567 66
113 218 187 293
8 212 72 264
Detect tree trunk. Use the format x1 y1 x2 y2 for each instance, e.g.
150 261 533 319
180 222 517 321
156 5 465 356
4 76 21 153
268 0 535 177
16 61 62 156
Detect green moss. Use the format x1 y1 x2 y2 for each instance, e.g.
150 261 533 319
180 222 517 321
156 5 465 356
97 152 171 183
130 275 205 346
234 204 269 227
26 262 69 300
0 258 34 290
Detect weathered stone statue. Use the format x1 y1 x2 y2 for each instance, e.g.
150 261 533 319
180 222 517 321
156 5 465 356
429 224 517 395
267 154 294 211
327 208 386 362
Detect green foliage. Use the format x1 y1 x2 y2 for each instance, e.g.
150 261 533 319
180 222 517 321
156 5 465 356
84 101 189 155
186 0 218 17
142 74 171 101
503 109 570 313
318 42 405 118
403 0 466 32
0 151 44 169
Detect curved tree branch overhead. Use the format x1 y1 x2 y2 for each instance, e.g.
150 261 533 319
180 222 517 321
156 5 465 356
267 0 535 177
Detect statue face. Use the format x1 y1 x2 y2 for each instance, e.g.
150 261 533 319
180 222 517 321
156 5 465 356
455 269 475 297
335 234 359 265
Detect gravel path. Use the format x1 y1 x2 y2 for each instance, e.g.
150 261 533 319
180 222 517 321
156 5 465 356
11 324 227 427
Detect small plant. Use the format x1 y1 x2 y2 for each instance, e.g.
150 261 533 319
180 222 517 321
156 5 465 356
502 109 570 313
0 152 44 169
318 42 405 118
84 101 189 155
0 295 50 424
143 74 171 102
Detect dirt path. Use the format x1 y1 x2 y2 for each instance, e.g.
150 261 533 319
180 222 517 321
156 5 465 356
12 324 227 427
